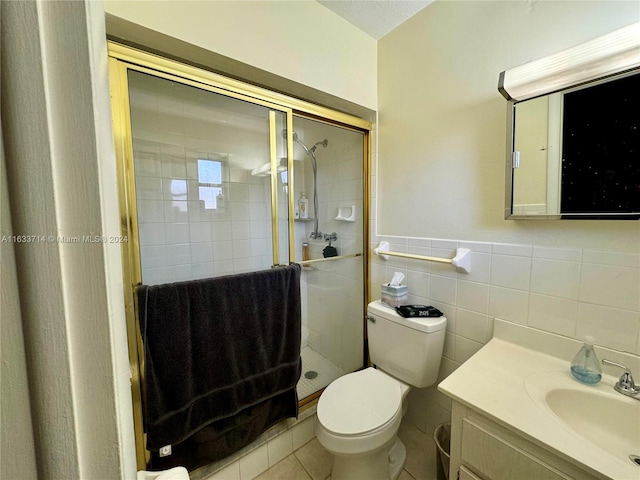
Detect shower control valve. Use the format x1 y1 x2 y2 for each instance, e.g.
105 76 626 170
310 231 323 239
324 232 338 242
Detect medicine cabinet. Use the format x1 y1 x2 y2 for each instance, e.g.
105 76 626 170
500 22 640 219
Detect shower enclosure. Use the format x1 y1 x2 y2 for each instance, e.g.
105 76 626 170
289 117 367 399
108 44 369 468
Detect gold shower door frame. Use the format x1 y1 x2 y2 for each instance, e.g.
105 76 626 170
107 42 371 469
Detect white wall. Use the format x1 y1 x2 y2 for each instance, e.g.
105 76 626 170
375 1 640 435
378 0 639 251
1 1 135 477
104 0 378 110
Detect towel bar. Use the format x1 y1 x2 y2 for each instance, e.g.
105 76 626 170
297 252 363 266
373 241 471 273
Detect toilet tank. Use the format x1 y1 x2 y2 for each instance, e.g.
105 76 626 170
367 300 446 388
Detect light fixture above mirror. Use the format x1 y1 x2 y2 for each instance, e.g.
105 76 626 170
499 22 640 102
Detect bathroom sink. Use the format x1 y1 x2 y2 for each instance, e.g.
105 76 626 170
525 370 640 463
545 388 639 459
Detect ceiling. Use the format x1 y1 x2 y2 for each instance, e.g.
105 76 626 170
317 0 433 39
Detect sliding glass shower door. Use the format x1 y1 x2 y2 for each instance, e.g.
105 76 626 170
109 44 370 468
292 116 366 400
127 70 290 284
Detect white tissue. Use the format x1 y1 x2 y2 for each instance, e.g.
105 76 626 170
389 272 405 286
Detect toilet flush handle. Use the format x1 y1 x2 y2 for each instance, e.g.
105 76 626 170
367 315 376 323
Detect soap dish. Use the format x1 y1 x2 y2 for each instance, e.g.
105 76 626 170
335 205 356 222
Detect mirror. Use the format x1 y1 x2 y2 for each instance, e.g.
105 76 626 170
506 69 639 219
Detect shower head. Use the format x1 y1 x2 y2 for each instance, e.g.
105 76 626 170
310 139 328 153
282 130 327 156
282 129 301 143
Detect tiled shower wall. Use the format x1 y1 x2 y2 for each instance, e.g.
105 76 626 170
368 126 640 435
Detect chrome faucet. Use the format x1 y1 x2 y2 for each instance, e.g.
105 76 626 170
602 359 640 400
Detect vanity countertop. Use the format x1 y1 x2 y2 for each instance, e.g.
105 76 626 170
438 320 640 480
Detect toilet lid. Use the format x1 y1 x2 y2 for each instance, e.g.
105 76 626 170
317 368 401 436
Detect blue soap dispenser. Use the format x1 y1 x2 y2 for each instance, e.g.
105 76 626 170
570 335 602 385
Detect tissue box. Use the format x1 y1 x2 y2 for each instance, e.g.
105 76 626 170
381 284 408 308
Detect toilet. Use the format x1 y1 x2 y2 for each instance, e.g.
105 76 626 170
316 300 446 480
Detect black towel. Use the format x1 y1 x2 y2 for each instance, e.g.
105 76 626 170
137 264 302 452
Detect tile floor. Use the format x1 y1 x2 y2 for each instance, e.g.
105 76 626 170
253 420 439 480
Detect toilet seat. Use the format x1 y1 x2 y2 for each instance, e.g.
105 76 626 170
318 368 402 436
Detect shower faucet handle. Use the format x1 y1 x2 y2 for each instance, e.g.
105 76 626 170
310 231 323 239
324 232 337 242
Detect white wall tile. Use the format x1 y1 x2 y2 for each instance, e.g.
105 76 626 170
267 429 293 467
137 200 165 224
214 260 234 276
232 221 251 240
140 245 167 270
165 244 192 266
579 263 639 311
136 176 163 200
192 262 214 280
233 257 252 272
491 254 531 291
430 275 456 305
212 222 233 242
190 223 212 243
164 222 190 245
408 237 431 248
492 243 532 257
161 155 187 178
170 264 193 282
134 152 162 177
530 258 580 300
139 223 166 247
406 270 430 299
582 250 639 267
213 241 234 261
229 182 250 203
164 200 189 223
209 461 240 480
233 240 251 258
432 239 457 250
533 246 581 262
575 303 640 353
191 242 214 264
443 331 455 360
292 416 315 450
456 281 489 314
238 444 268 480
528 294 577 338
489 286 529 325
141 267 170 286
455 308 489 343
230 202 251 221
454 335 483 363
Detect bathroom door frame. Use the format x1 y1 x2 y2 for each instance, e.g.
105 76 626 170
107 42 371 469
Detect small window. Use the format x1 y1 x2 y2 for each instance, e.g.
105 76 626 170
197 159 224 209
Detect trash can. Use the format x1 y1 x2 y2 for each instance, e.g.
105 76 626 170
434 423 451 480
